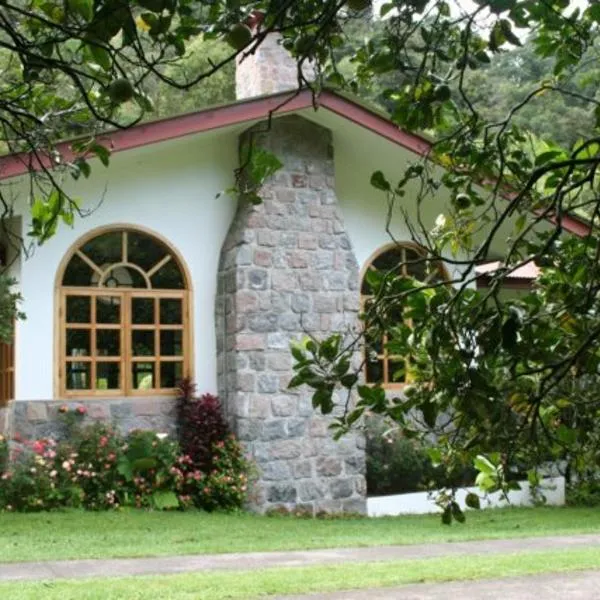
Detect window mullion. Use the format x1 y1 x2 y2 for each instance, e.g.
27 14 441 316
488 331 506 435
123 291 131 396
154 295 160 390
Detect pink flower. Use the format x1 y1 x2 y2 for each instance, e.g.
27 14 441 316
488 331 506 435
62 461 71 471
99 436 108 447
76 405 87 415
32 440 45 455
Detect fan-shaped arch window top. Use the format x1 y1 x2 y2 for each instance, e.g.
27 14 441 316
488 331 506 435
361 242 447 387
62 229 186 290
59 228 190 398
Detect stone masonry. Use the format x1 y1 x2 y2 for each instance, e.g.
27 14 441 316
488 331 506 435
9 398 176 441
216 115 366 514
236 31 314 100
0 403 10 437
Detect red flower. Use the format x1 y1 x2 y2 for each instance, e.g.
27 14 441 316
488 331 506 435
75 405 87 415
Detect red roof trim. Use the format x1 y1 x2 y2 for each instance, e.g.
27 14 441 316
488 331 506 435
0 87 590 237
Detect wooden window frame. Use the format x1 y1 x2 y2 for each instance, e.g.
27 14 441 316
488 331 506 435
361 242 448 389
57 226 192 399
0 336 14 407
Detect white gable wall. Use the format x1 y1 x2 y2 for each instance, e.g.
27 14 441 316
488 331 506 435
13 131 238 401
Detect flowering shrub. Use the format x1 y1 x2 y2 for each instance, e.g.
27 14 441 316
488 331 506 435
0 438 83 511
177 380 228 470
118 429 182 510
0 391 252 512
0 434 7 476
177 380 251 511
69 423 127 510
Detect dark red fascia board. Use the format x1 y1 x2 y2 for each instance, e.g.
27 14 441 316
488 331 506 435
0 87 589 237
476 276 534 290
0 89 431 181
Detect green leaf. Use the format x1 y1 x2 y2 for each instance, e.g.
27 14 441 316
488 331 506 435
451 501 465 523
340 373 358 388
134 91 155 112
68 0 94 21
320 334 341 361
131 457 158 473
465 492 481 510
474 455 496 475
117 458 133 481
441 505 452 525
87 44 111 71
499 19 522 46
371 170 391 192
291 343 306 362
152 490 179 510
89 142 110 166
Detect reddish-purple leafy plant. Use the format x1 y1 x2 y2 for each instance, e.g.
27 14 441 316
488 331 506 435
177 379 230 472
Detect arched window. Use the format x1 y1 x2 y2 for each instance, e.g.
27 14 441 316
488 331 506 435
58 227 190 397
361 242 447 387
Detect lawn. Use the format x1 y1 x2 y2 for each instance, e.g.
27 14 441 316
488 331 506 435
1 547 599 599
1 506 599 563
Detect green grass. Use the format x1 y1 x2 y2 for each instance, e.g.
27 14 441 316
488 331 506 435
2 547 600 599
1 506 599 564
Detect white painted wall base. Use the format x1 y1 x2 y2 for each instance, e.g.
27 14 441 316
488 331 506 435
367 476 565 517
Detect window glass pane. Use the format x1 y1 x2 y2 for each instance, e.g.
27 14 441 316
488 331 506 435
66 296 90 323
97 330 120 357
160 361 183 389
132 298 154 324
405 248 427 281
372 248 403 274
96 362 120 390
66 329 90 357
66 362 91 390
151 261 185 289
132 362 155 389
103 266 147 289
128 231 168 272
63 254 95 286
96 296 121 324
366 359 383 383
81 231 122 269
160 330 182 356
160 298 182 324
132 330 155 356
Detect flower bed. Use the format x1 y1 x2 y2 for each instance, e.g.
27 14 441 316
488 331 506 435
0 394 251 513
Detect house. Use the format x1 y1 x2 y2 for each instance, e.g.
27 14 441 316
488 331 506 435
0 32 588 513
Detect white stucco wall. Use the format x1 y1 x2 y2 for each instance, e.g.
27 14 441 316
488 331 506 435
11 131 238 400
321 110 462 278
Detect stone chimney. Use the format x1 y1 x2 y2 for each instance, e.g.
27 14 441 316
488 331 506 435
236 34 300 100
236 13 314 100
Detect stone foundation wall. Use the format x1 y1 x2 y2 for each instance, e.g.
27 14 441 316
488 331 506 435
0 403 11 437
9 398 177 441
216 115 366 514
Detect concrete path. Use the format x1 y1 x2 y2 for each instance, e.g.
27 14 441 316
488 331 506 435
1 533 599 582
276 570 600 599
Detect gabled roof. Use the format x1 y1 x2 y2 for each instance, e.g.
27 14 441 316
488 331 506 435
0 88 430 181
0 86 590 237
